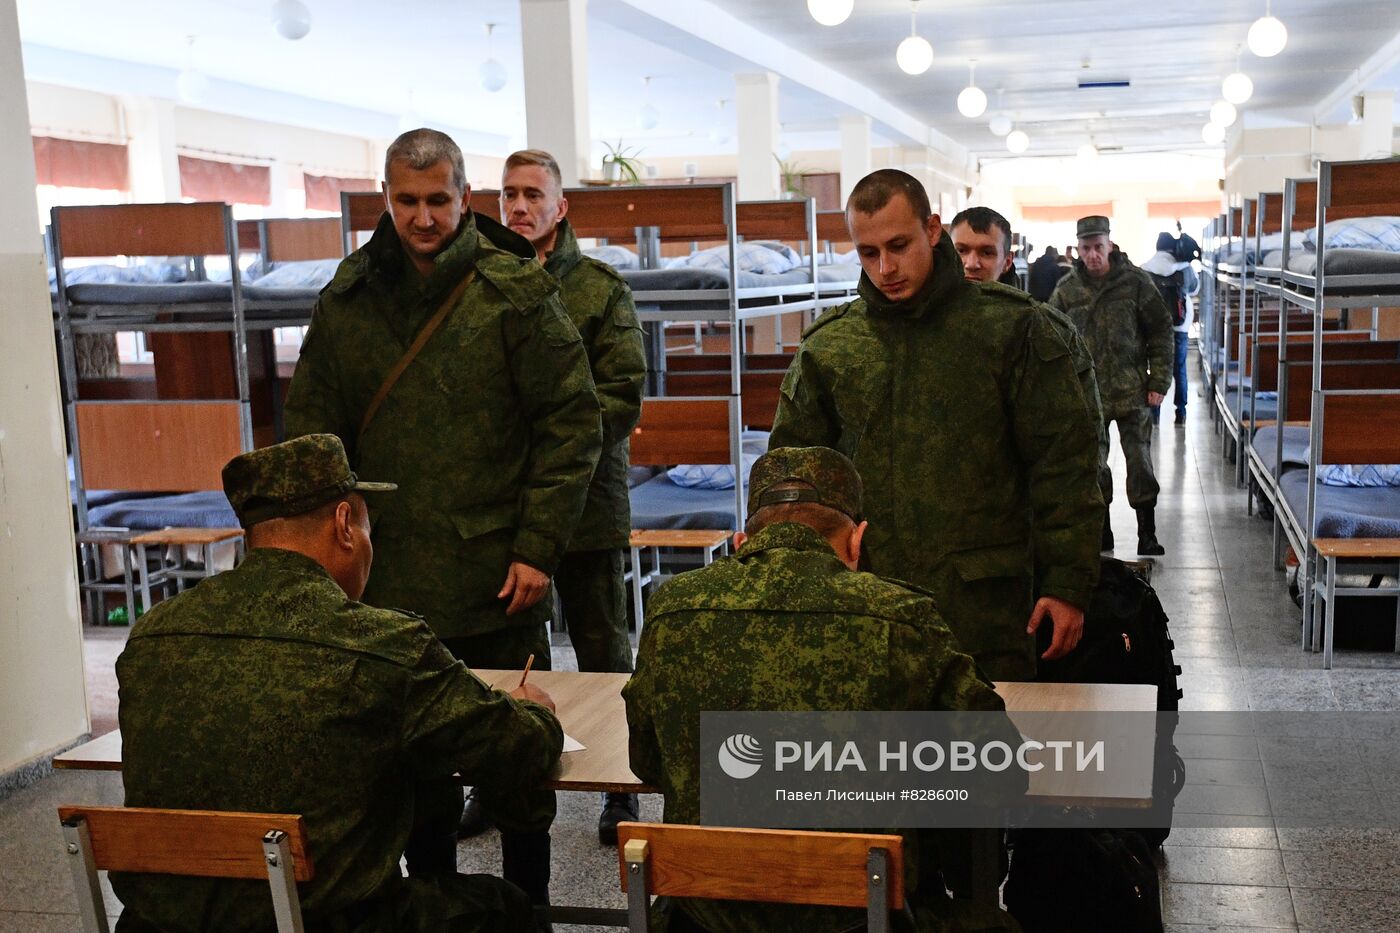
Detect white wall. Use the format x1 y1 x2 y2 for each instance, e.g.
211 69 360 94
0 1 90 784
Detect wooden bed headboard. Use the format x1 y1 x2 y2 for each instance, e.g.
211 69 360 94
75 401 244 492
560 184 731 241
1286 178 1317 232
661 373 783 430
261 218 344 262
1257 192 1284 236
1241 199 1257 241
1318 390 1400 464
735 200 813 242
1321 158 1400 221
341 191 387 234
470 190 503 222
53 202 231 258
630 397 734 466
816 210 851 246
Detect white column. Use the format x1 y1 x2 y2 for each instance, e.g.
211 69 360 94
1360 89 1396 159
520 0 591 186
838 113 872 205
735 72 780 200
268 159 292 216
0 0 90 779
121 96 182 201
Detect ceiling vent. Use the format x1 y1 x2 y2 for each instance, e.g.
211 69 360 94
1077 78 1131 89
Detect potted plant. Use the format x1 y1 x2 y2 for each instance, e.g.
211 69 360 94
775 154 808 200
602 140 645 185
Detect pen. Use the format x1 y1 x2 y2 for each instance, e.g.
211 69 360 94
518 654 535 688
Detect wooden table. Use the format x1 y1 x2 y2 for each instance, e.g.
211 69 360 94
53 675 1157 805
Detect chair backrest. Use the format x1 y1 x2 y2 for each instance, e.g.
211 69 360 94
58 805 312 933
617 822 903 933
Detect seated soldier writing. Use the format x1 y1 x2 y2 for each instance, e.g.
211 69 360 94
112 434 560 933
623 446 1023 933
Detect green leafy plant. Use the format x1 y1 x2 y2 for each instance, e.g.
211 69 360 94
602 140 645 185
774 154 808 197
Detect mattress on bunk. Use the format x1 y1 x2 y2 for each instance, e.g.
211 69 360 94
1278 469 1400 539
817 263 862 284
621 267 813 292
628 474 739 531
1227 390 1278 424
63 281 323 307
87 491 238 530
1286 248 1400 277
1259 250 1286 270
1249 424 1310 475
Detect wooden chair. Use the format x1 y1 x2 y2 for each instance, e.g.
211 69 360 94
617 822 904 933
58 806 312 933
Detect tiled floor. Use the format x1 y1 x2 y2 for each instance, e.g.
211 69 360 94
2 369 1398 931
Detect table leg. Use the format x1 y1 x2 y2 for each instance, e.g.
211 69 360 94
136 543 153 617
121 544 136 625
1323 556 1337 670
629 546 645 632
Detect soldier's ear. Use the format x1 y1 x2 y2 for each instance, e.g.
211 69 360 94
332 499 355 552
845 520 868 569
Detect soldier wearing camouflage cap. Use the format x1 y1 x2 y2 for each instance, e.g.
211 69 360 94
113 434 563 932
491 149 647 845
1048 214 1174 555
624 446 1021 933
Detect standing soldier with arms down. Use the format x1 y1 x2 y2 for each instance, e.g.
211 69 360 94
464 148 645 844
283 129 602 920
1047 215 1174 555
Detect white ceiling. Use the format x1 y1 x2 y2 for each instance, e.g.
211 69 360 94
15 0 1400 163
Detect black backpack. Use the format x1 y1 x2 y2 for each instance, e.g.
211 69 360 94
1036 558 1186 847
1147 270 1187 328
1005 827 1163 933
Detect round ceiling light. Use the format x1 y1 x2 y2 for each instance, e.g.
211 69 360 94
1247 4 1288 58
480 59 507 93
958 85 988 118
1202 121 1226 145
807 0 854 27
1210 100 1238 127
897 34 933 75
271 0 311 41
1222 71 1254 105
1006 130 1030 154
988 114 1013 137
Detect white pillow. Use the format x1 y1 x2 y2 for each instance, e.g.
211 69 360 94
666 431 770 490
1304 217 1400 252
583 245 639 270
252 259 342 289
682 242 795 275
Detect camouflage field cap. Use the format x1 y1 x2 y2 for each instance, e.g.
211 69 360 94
1077 215 1111 239
748 446 863 521
222 434 396 529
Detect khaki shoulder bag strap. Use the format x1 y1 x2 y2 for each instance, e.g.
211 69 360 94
357 269 477 446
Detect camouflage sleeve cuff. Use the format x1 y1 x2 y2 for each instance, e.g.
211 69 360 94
1148 373 1173 395
1037 575 1094 611
511 532 560 577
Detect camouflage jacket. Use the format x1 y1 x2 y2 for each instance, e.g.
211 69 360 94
623 522 1016 933
769 233 1104 679
1046 252 1174 419
544 219 646 552
283 212 602 638
112 547 563 933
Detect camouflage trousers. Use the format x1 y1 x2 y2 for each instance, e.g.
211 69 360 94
554 549 633 673
1103 408 1160 509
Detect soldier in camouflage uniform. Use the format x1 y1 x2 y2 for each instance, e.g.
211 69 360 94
623 447 1022 933
113 434 561 933
1047 215 1174 555
770 170 1104 685
496 149 647 844
283 130 601 912
949 207 1114 527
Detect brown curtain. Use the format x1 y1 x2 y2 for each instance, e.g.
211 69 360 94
32 136 129 190
179 156 271 205
303 172 377 212
1020 202 1115 223
1147 200 1222 219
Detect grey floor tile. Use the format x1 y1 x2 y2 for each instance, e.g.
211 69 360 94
1330 671 1400 711
1160 845 1287 887
1161 880 1297 927
1177 733 1262 761
1275 826 1400 852
1175 784 1273 818
1165 926 1299 933
1289 887 1400 932
1183 758 1266 787
0 911 91 933
1166 818 1279 850
1282 846 1400 893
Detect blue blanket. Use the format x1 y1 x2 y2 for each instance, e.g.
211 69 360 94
87 492 238 531
1278 470 1400 538
629 475 739 531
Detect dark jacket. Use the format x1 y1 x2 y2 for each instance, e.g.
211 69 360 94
1028 253 1069 302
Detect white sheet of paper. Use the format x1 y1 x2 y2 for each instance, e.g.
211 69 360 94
562 733 586 753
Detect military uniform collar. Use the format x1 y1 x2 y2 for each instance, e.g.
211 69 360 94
361 210 479 291
736 521 843 560
542 218 583 280
1073 250 1129 288
858 231 970 320
239 546 342 588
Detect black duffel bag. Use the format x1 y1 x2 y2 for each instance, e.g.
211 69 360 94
1005 827 1163 933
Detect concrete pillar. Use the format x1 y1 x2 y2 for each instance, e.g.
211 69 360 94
0 0 90 784
268 159 292 216
1360 89 1396 159
735 72 780 200
838 113 872 206
121 97 182 201
520 0 591 186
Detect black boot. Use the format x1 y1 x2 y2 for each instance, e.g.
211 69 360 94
1136 507 1165 556
457 787 493 838
501 830 552 932
598 792 639 846
1101 514 1114 553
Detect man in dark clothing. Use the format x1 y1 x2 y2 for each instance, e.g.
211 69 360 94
1029 246 1069 301
113 434 561 933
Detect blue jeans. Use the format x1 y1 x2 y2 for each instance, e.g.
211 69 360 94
1173 330 1189 415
